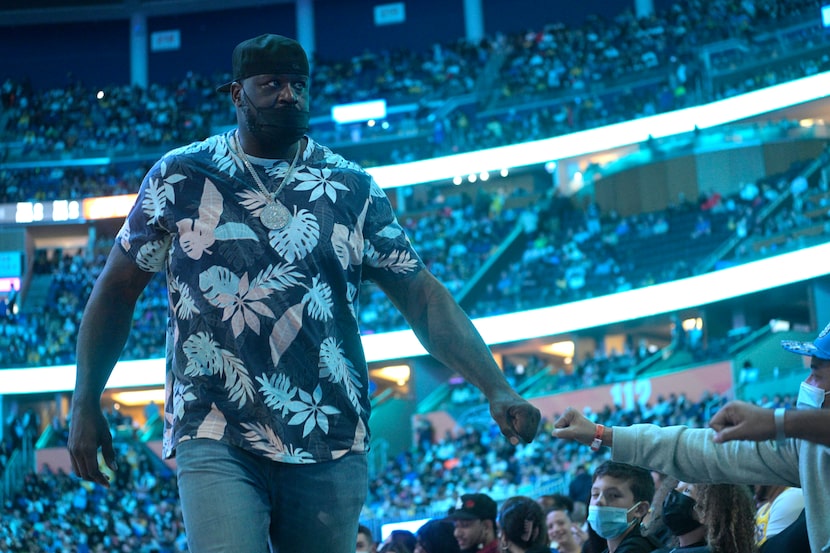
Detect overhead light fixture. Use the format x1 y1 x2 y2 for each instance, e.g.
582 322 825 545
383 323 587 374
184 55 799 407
540 340 575 357
371 364 410 386
111 389 165 406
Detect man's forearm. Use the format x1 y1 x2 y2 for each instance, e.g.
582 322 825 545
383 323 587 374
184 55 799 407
783 409 830 447
416 287 510 398
74 248 152 405
387 271 513 399
74 287 139 404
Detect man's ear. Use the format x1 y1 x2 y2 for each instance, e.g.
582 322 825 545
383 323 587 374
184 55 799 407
230 83 243 107
633 501 650 520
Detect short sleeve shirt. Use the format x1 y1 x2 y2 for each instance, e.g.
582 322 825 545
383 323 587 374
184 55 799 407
116 131 424 463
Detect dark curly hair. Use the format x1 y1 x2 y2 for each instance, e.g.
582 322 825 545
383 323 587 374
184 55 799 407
696 483 756 553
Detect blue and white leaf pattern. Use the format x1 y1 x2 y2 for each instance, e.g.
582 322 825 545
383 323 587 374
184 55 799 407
135 237 172 272
142 173 175 225
346 282 358 320
170 276 200 320
241 422 315 463
249 263 303 292
182 332 256 408
286 384 341 438
319 337 362 413
365 243 420 274
214 222 259 242
256 372 296 418
172 379 197 421
303 275 333 321
377 225 403 239
119 133 424 464
236 188 270 215
268 207 320 263
293 167 349 203
212 135 240 177
199 267 275 338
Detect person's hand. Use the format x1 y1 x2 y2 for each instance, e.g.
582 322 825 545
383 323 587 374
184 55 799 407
551 407 598 446
67 400 117 487
571 523 588 546
709 400 775 443
489 392 541 445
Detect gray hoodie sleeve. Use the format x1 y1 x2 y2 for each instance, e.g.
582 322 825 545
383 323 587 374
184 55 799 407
611 423 801 486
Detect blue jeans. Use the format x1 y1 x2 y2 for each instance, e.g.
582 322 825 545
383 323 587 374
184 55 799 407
176 438 368 553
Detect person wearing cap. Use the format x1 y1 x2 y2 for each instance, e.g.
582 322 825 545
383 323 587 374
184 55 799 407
708 323 830 447
67 33 541 553
550 322 830 552
447 493 500 553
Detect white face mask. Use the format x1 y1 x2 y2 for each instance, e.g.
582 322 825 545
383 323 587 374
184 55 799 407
796 380 830 409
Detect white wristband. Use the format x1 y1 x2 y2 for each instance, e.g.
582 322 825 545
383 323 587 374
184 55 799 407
774 407 786 443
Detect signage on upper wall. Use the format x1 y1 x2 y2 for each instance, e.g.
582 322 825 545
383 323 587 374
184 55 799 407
374 2 406 26
151 30 181 52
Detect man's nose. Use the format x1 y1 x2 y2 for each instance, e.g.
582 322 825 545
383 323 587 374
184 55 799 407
277 84 298 104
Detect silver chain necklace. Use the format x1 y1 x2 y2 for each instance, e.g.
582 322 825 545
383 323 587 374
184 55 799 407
235 131 302 230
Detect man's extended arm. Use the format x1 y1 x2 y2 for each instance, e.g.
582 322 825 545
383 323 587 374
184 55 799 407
552 406 800 486
68 247 154 486
378 269 540 444
709 400 830 447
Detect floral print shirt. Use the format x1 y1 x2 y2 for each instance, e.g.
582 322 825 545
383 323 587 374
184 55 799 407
116 131 424 463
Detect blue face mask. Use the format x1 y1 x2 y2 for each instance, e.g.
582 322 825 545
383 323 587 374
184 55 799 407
587 502 641 539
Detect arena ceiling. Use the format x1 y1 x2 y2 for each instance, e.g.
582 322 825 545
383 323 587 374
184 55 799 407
0 0 292 26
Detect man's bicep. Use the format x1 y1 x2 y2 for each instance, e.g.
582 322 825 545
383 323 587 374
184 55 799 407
94 246 156 303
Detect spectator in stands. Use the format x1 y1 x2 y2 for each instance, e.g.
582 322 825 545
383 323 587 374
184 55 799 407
380 542 415 553
754 485 807 552
737 359 759 385
654 481 756 553
381 530 418 553
448 493 500 553
415 519 461 553
709 324 830 448
68 33 540 553
358 524 379 553
543 496 584 553
584 461 660 553
551 322 830 551
497 495 550 553
568 463 592 507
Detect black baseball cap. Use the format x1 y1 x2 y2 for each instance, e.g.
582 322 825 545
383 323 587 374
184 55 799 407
217 34 309 93
447 493 497 521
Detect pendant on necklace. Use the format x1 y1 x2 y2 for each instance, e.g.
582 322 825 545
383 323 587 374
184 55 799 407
260 201 292 230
